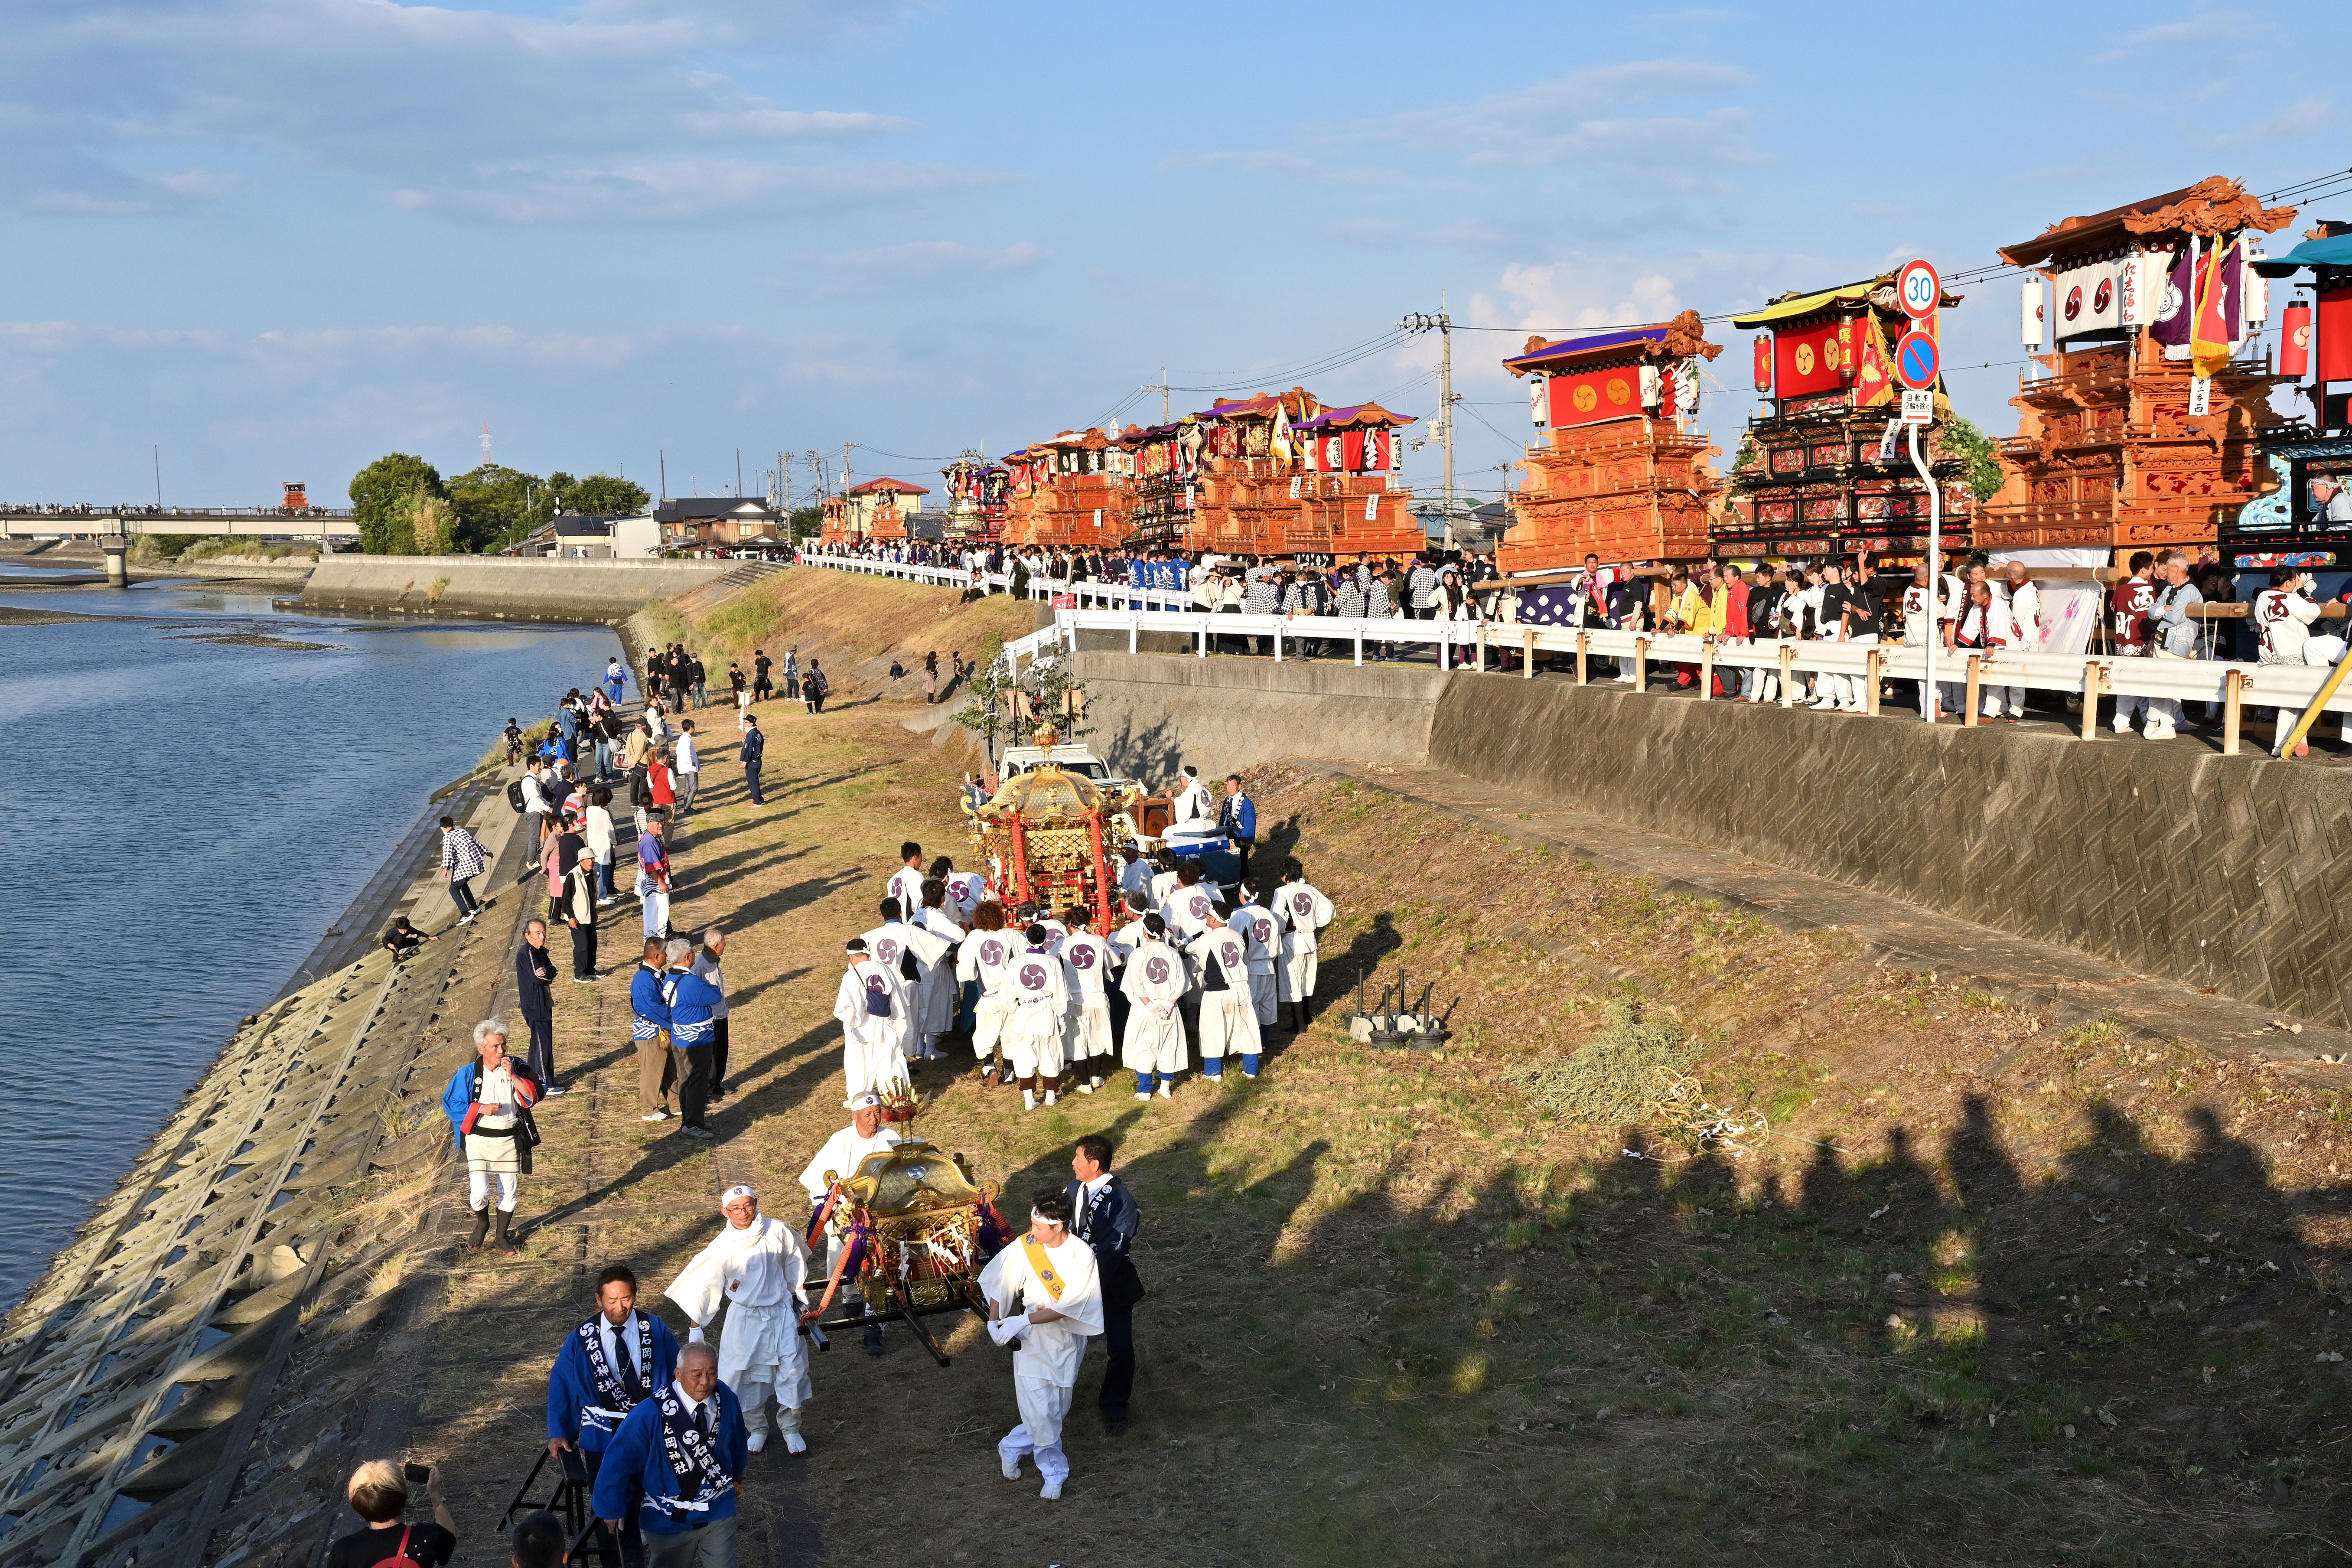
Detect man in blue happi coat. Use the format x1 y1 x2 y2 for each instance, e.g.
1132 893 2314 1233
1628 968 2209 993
592 1341 749 1568
549 1265 681 1568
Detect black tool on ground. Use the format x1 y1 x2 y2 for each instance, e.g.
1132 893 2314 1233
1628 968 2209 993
1342 968 1453 1051
502 1445 620 1567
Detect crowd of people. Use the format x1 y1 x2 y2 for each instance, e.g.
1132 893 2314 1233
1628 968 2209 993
349 639 1261 1567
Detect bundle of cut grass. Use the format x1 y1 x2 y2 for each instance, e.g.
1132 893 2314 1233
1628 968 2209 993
1504 998 1692 1126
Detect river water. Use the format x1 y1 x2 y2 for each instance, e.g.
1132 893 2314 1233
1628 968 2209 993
0 574 619 1306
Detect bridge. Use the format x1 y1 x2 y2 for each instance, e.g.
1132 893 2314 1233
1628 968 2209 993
1 507 356 584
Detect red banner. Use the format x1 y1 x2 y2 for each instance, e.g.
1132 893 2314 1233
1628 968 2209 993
1546 363 1644 427
1773 317 1856 398
2319 287 2352 385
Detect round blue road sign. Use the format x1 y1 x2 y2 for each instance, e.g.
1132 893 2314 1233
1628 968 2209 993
1896 330 1940 390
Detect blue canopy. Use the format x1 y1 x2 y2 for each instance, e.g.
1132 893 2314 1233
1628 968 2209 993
2252 235 2352 277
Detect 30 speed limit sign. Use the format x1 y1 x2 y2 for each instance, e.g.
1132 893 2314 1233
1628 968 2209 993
1898 258 1941 321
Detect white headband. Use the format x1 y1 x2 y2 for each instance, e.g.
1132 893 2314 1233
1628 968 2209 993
843 1091 882 1111
720 1184 756 1209
1030 1208 1059 1226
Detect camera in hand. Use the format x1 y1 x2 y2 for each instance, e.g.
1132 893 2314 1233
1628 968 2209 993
403 1462 432 1484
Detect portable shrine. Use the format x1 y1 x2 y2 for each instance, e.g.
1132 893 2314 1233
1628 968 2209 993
1979 176 2297 561
1502 309 1723 571
961 728 1137 931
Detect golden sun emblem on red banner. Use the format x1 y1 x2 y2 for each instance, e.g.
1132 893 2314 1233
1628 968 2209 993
1572 384 1599 412
1794 343 1815 376
1606 377 1631 405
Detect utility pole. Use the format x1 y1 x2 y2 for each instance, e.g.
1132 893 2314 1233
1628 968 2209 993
1399 293 1458 545
152 446 161 510
1160 366 1169 424
736 449 743 497
659 450 667 501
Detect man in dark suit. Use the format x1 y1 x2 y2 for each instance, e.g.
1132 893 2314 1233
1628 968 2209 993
1065 1134 1143 1436
516 920 561 1094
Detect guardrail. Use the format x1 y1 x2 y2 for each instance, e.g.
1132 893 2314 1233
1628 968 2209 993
792 550 1197 613
1022 608 2349 757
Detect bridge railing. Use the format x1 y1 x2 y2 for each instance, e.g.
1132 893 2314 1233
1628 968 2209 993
792 549 1196 613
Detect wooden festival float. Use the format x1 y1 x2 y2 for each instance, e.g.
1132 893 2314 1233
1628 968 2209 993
1979 176 2297 563
818 476 928 548
1719 274 1974 566
1500 309 1724 571
1120 388 1425 561
2231 221 2352 570
961 728 1139 929
940 453 1011 544
1002 429 1127 549
799 1081 1013 1367
1975 176 2286 564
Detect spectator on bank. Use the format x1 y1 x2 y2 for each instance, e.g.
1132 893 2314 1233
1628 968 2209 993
751 648 772 701
690 653 708 710
803 660 830 714
586 786 618 905
443 1020 540 1254
782 647 800 700
382 916 434 962
324 1460 457 1568
591 1342 748 1566
740 715 767 807
648 750 678 821
1987 562 2043 721
666 937 721 1141
638 811 672 942
693 928 733 1099
516 919 560 1089
561 842 599 986
674 724 700 816
520 759 553 872
439 816 488 924
2145 548 2204 741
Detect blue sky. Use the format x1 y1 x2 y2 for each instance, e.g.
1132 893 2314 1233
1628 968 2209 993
1 0 2345 510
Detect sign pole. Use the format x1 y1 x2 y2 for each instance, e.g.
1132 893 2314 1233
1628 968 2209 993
1909 421 1939 723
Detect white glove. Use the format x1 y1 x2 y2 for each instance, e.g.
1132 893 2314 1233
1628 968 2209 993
687 1325 705 1344
987 1314 1029 1347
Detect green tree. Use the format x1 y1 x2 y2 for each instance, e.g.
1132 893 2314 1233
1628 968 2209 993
554 473 651 517
446 464 543 552
1939 414 2007 502
1023 646 1091 743
787 505 823 542
348 453 445 555
952 639 1014 769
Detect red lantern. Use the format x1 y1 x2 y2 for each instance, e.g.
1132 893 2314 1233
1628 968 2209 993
1752 333 1773 394
2280 302 2312 380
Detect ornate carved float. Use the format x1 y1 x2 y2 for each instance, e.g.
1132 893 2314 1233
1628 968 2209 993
1502 310 1723 570
1978 176 2297 558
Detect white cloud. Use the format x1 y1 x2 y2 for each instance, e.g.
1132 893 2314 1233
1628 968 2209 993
0 0 979 224
1374 61 1755 170
2212 95 2332 146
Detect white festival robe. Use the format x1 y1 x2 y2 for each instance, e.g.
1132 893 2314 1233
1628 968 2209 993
1058 933 1115 1062
1160 882 1220 948
977 1234 1104 1448
961 929 1020 1057
832 958 912 1095
1226 904 1279 1026
1119 939 1189 1075
1000 946 1072 1079
1273 880 1335 1004
918 908 966 1036
1189 927 1260 1062
862 920 953 1050
667 1215 813 1407
798 1122 904 1201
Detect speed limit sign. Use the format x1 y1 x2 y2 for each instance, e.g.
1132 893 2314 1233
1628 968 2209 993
1898 258 1941 321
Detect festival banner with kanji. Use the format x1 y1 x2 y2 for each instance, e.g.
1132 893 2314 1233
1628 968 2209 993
1772 317 1853 398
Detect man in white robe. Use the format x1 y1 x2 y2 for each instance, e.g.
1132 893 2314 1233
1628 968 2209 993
667 1184 814 1454
1002 925 1073 1112
1119 916 1187 1099
917 887 966 1048
831 938 911 1097
1057 907 1114 1093
1170 765 1212 826
980 1190 1104 1501
885 843 927 926
1188 916 1261 1082
1225 882 1279 1031
960 916 1019 1086
798 1092 904 1205
861 905 953 1063
1272 860 1335 1033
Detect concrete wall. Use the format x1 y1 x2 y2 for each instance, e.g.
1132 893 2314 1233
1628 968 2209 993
296 554 733 623
1073 654 2352 1028
1073 652 1448 785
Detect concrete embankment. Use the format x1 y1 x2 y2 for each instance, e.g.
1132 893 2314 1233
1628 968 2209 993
297 554 738 623
1072 649 2352 1031
0 776 535 1568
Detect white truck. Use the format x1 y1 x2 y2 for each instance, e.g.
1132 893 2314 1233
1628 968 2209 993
995 742 1136 795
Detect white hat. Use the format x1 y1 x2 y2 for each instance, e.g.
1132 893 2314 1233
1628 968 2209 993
843 1091 882 1111
719 1184 756 1209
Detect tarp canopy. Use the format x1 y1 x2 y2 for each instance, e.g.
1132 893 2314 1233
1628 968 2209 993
1729 274 1961 329
2253 235 2352 277
1292 401 1415 432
